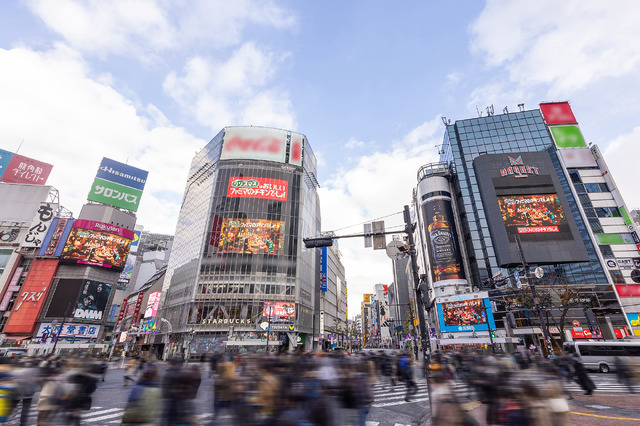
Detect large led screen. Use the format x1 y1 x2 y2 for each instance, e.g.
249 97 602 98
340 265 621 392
74 280 112 321
473 152 589 266
263 302 295 322
60 220 133 270
218 218 284 255
227 177 288 201
436 296 496 333
497 194 569 235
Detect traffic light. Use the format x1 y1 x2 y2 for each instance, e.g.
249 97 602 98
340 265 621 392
303 237 334 248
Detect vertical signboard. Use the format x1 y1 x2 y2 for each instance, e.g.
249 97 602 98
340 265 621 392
4 259 58 334
321 246 328 292
115 299 128 329
23 202 58 248
131 293 144 326
289 133 304 167
144 292 162 318
0 267 24 311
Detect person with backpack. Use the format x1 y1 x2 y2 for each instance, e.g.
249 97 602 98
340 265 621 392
121 365 161 425
61 360 98 426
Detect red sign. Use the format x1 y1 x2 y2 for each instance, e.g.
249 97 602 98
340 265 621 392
115 298 128 329
0 153 53 185
615 284 640 297
4 259 58 334
517 226 559 233
572 320 580 327
227 177 288 201
131 293 144 325
539 102 577 125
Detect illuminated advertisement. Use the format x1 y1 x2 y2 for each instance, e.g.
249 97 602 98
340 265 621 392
436 294 496 333
73 280 112 321
220 127 305 167
473 152 588 266
218 218 284 255
0 150 53 185
60 219 133 270
227 177 288 201
4 259 58 334
498 194 568 234
263 302 295 322
144 292 162 318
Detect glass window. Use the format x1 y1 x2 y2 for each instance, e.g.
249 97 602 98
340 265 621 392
599 245 614 258
609 270 625 284
569 170 582 184
574 183 586 193
578 193 592 208
584 209 597 218
588 219 603 233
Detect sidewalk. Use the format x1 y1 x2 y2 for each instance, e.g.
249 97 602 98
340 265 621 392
463 392 640 425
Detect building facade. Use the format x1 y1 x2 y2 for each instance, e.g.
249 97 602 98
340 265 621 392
417 102 632 351
159 126 321 355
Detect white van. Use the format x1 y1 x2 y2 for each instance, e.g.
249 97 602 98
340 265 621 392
0 348 27 357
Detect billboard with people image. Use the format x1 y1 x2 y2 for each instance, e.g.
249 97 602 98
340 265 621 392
59 219 133 270
498 193 568 235
436 294 496 333
217 218 284 255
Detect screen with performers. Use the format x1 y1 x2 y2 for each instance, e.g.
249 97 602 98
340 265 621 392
59 220 132 270
436 296 496 333
73 280 112 321
497 194 570 236
263 302 295 322
217 218 284 255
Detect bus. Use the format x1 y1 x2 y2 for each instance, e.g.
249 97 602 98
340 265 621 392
563 340 640 373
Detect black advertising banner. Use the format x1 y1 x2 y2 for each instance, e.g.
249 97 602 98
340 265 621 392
73 280 112 321
422 198 466 287
46 279 84 318
473 152 589 266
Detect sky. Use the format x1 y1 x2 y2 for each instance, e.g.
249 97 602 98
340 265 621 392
2 1 640 316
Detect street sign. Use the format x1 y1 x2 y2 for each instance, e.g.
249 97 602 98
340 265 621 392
288 325 295 331
385 240 405 260
572 320 580 327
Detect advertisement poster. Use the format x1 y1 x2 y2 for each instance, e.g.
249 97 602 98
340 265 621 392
422 198 466 287
96 157 148 191
263 302 295 322
498 194 568 235
87 177 144 212
36 322 100 339
0 151 53 185
227 177 288 201
144 292 162 318
23 202 57 248
73 280 112 321
60 220 133 270
436 294 496 333
218 218 284 255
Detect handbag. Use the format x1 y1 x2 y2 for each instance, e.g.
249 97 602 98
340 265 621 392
548 397 569 413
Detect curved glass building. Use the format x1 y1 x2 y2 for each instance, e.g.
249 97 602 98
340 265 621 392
159 126 320 355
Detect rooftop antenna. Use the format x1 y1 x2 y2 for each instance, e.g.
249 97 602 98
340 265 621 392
15 139 24 154
441 117 449 126
486 105 494 116
503 106 509 114
475 105 483 117
518 103 525 112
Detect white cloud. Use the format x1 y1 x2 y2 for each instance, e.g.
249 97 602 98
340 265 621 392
26 0 296 59
0 45 204 233
603 126 640 211
470 1 640 96
163 42 296 131
319 117 442 312
344 138 365 149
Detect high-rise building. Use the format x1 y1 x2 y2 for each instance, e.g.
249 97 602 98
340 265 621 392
159 126 322 356
417 102 635 350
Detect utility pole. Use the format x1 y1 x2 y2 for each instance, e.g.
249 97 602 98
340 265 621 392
403 205 430 361
514 234 554 356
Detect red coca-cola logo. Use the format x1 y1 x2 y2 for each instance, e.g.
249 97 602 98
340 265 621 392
224 136 283 153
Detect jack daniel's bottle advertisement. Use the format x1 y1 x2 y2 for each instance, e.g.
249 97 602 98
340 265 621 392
422 198 466 287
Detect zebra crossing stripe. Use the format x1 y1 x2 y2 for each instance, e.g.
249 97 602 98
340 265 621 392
84 411 125 422
82 408 122 417
372 396 430 408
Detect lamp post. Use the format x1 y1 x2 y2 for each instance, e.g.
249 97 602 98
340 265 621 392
265 303 273 352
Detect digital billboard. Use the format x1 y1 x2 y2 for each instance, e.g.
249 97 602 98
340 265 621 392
263 302 295 322
218 218 284 255
73 280 112 321
436 293 496 333
473 152 589 266
0 150 53 185
59 219 133 270
497 194 570 236
227 177 288 201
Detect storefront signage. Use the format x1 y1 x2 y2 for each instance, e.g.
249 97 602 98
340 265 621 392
500 156 540 178
201 318 250 325
36 322 100 339
23 202 57 248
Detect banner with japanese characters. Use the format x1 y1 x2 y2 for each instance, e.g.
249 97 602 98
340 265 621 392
36 322 101 339
87 177 144 211
23 202 58 248
0 150 53 185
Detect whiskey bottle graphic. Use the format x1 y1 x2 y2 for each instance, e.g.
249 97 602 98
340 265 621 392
428 213 463 281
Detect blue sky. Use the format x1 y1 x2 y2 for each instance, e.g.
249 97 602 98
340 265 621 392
2 1 640 313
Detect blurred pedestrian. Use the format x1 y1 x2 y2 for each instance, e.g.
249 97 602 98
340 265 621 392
571 353 595 395
14 359 40 425
614 357 636 393
124 357 137 387
121 365 161 425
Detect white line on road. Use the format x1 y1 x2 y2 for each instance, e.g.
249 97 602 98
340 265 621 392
372 396 430 408
82 408 122 417
84 412 125 422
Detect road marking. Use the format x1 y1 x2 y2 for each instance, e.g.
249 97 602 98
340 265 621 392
84 412 125 422
365 422 379 426
372 396 430 408
570 412 640 421
82 408 122 417
586 405 612 409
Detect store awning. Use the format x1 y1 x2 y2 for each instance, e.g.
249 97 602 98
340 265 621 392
6 336 32 341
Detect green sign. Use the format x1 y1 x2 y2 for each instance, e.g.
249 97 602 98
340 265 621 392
87 177 143 212
550 125 587 148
